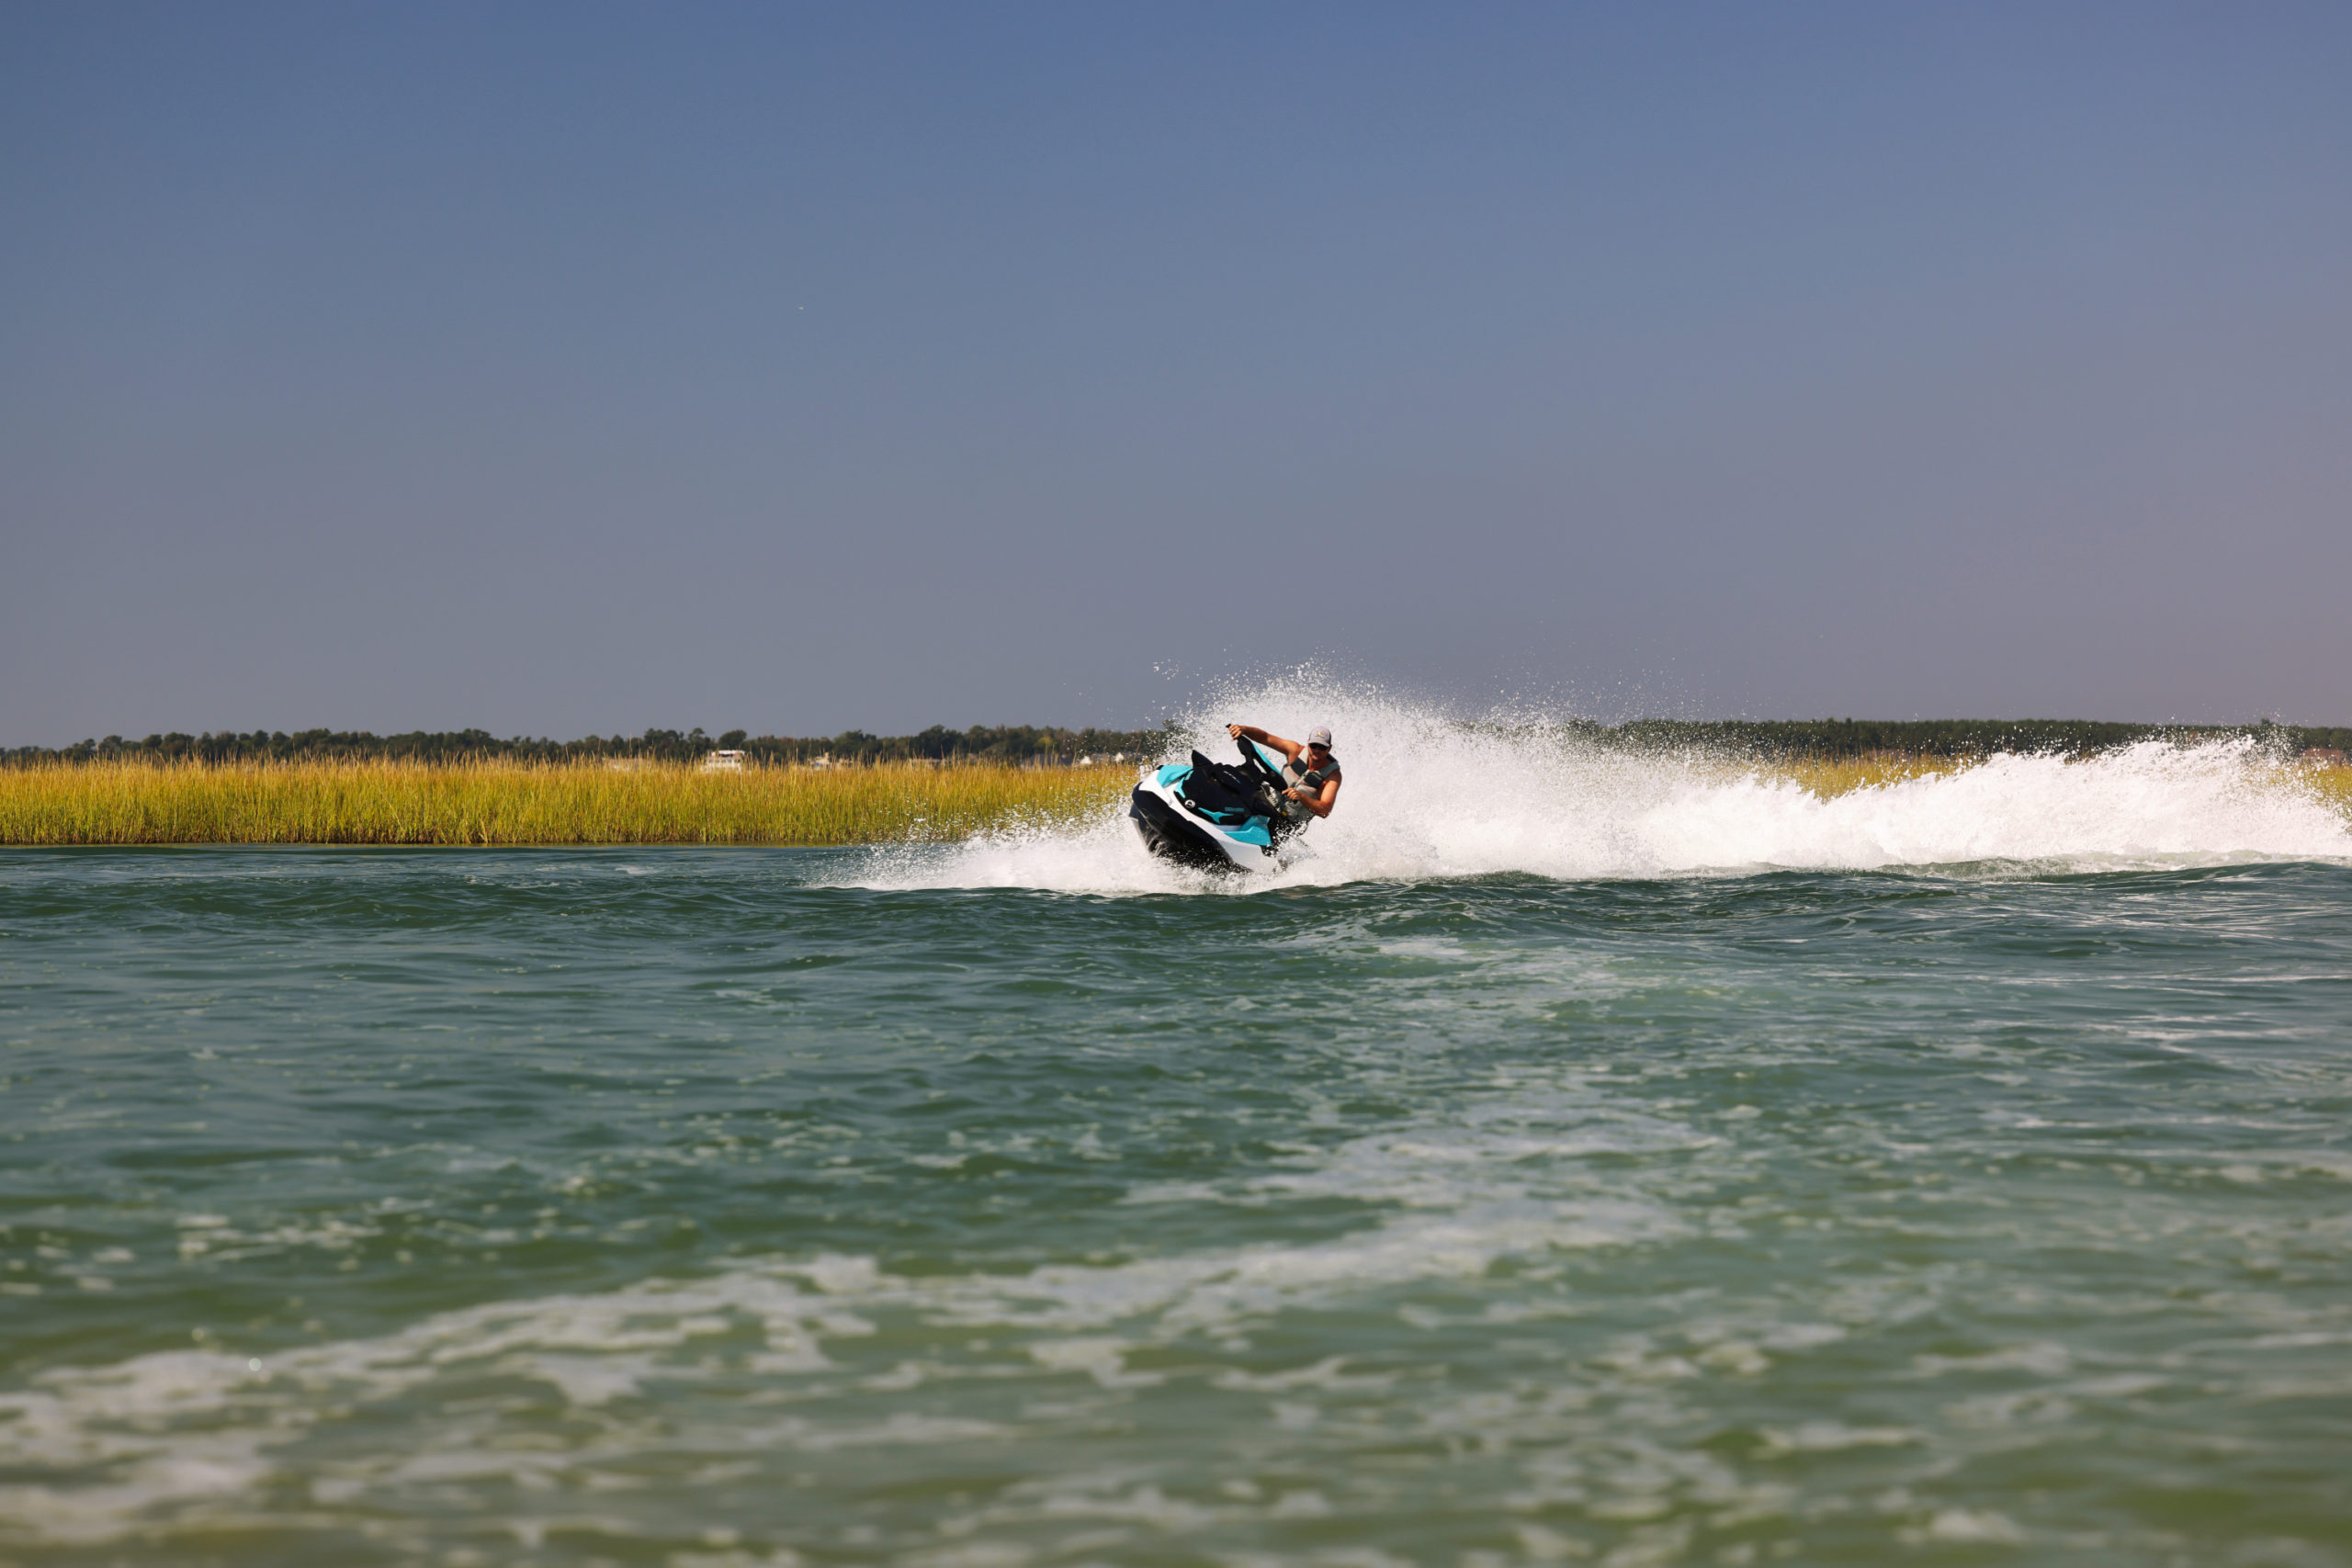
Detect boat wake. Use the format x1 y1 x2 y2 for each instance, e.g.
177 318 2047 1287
851 681 2352 893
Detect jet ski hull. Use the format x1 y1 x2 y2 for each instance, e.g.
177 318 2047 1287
1127 786 1254 873
1126 750 1289 874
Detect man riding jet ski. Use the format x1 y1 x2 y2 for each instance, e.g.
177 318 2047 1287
1127 724 1342 874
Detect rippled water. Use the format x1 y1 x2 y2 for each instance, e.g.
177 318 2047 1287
5 738 2352 1565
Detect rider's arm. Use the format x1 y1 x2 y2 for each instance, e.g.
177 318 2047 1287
1284 775 1340 819
1228 724 1303 761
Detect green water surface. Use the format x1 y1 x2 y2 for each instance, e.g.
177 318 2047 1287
3 849 2348 1565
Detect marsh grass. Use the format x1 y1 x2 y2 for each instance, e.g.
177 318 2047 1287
2304 763 2352 816
0 759 1141 846
1776 753 1970 797
5 754 2347 846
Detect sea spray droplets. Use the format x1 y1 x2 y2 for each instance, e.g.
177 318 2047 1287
855 680 2352 891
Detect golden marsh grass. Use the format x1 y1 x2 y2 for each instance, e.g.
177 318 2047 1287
0 759 1141 846
1776 753 1970 796
2 754 2346 846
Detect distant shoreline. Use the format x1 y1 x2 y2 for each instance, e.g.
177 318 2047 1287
3 751 2346 848
0 758 1136 847
7 718 2349 771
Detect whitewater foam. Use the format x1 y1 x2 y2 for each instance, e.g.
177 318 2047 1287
851 682 2352 892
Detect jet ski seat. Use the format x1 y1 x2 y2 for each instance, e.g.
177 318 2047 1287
1174 750 1277 825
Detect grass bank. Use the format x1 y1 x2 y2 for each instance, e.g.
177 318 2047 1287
3 755 2346 846
0 759 1140 846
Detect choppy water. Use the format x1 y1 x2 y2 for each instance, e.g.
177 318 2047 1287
6 721 2351 1566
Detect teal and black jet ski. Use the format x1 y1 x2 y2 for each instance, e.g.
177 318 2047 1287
1128 733 1303 874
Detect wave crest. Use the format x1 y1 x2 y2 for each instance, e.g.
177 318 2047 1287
856 682 2352 892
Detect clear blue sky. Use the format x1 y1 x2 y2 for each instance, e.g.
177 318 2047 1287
6 3 2347 742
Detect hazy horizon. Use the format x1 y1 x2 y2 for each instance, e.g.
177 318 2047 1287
20 708 2352 756
7 4 2348 747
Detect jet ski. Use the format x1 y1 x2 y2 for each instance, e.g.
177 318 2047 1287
1128 733 1305 874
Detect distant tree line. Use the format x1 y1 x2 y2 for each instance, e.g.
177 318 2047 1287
6 717 2348 769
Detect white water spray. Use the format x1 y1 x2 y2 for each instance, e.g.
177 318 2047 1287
856 681 2352 893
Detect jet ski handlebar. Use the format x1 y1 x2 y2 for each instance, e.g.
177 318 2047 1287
1234 730 1289 798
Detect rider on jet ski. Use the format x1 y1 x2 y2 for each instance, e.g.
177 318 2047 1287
1227 724 1342 825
